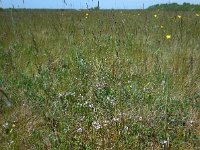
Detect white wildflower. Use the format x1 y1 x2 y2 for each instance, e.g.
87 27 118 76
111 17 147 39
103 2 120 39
88 104 93 108
112 117 119 122
8 140 14 145
92 121 101 130
139 117 143 121
160 140 167 146
58 93 63 98
3 122 9 128
160 140 167 144
124 126 129 132
77 128 83 133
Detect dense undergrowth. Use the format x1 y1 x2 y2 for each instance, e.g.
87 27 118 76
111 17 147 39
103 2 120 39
0 10 200 149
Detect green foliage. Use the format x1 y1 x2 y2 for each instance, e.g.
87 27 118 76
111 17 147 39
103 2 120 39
0 10 199 149
148 3 200 11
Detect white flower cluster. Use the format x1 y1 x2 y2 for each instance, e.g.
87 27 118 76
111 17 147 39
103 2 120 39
92 121 101 130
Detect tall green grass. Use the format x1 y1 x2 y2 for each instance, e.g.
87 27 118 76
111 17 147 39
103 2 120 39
0 9 199 149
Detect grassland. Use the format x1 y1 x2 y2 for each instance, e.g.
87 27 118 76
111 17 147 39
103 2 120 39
0 9 200 149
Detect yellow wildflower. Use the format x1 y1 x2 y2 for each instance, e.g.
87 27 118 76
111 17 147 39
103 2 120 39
161 25 164 29
177 15 182 19
166 35 171 39
196 13 200 17
154 14 158 18
86 13 89 16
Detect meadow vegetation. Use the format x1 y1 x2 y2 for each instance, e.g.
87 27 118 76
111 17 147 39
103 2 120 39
0 9 200 149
